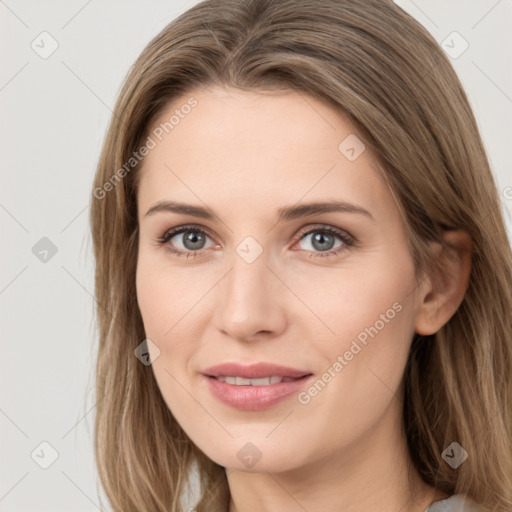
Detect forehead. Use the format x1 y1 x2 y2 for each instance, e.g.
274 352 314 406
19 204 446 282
147 86 358 157
136 86 395 223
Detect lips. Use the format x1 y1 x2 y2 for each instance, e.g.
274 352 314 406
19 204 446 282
201 362 314 411
202 362 312 380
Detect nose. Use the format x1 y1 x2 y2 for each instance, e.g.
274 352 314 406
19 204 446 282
212 250 288 342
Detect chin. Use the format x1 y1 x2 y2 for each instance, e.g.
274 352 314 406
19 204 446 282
191 435 311 474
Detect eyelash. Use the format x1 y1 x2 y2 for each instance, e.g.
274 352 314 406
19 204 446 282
154 224 356 259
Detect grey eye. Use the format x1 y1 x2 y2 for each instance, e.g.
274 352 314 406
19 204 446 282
298 231 343 252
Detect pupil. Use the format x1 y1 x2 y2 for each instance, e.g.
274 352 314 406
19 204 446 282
180 230 334 252
184 231 204 250
313 232 333 251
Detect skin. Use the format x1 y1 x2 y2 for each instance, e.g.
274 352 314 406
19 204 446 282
135 85 472 512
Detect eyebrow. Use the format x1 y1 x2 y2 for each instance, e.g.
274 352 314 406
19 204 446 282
145 200 375 222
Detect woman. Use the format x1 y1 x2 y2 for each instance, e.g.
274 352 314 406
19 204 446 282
90 0 512 510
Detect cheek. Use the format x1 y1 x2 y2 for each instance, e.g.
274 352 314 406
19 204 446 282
302 254 417 404
135 257 199 413
291 254 415 350
293 276 415 452
135 250 206 338
135 252 212 380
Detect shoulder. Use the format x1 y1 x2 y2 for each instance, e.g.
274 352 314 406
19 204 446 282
424 494 484 512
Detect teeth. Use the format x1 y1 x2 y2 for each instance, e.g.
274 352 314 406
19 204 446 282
215 375 299 386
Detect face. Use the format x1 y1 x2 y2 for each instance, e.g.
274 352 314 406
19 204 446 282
135 85 425 473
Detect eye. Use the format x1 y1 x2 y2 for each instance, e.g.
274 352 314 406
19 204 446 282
294 225 355 258
155 225 218 258
155 224 356 259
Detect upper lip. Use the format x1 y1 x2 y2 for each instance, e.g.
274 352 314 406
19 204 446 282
202 362 312 379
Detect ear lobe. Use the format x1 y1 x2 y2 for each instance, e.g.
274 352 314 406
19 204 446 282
414 230 473 336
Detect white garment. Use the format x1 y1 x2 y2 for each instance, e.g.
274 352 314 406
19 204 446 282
424 494 483 512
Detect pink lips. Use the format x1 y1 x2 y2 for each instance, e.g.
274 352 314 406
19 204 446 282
202 362 313 411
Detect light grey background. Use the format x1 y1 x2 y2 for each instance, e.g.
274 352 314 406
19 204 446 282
1 1 511 510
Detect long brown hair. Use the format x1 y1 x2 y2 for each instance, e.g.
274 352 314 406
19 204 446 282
89 0 512 510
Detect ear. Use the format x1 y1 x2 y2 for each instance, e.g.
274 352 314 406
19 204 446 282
414 230 473 336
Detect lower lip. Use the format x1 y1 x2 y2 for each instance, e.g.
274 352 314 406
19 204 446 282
203 375 313 411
